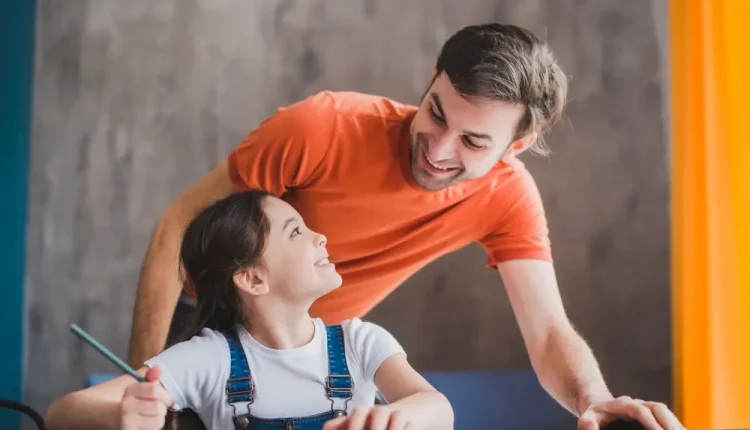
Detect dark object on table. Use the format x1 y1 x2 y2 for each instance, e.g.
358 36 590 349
602 419 647 430
0 398 45 430
163 408 208 430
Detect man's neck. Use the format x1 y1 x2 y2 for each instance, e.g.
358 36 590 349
243 300 315 350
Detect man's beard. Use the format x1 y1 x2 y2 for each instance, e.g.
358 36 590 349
408 134 465 191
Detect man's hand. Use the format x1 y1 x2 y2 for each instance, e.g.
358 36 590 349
578 396 684 430
323 406 412 430
497 260 614 415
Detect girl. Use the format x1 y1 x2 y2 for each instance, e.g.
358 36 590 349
45 189 453 430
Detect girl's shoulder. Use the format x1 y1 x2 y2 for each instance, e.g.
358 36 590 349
169 327 235 350
336 317 387 338
328 318 406 381
320 317 386 345
152 328 233 368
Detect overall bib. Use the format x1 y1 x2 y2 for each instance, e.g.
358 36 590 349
222 325 353 430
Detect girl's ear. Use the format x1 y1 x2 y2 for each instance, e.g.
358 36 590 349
233 267 269 296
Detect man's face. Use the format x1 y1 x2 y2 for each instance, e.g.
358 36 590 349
409 72 528 190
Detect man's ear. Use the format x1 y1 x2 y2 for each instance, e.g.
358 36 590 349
501 133 537 161
233 267 269 296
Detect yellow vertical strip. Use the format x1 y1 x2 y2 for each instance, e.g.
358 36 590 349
710 0 750 425
671 0 750 427
670 0 711 425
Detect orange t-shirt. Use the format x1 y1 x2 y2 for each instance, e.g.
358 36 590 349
226 91 551 324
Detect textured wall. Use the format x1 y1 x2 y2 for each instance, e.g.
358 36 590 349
26 0 670 415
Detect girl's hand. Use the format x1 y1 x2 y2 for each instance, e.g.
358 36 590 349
323 405 413 430
119 366 178 430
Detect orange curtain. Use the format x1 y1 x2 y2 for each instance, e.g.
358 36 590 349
670 0 750 427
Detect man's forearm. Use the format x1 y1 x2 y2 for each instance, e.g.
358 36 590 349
533 326 614 416
127 213 187 368
127 161 235 367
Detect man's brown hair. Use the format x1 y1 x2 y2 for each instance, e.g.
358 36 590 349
435 23 568 155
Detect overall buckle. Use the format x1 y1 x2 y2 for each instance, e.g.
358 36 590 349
226 376 255 403
326 375 353 398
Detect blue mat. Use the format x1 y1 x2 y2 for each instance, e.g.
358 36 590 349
422 369 575 429
86 369 574 429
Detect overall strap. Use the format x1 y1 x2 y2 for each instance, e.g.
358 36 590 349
221 329 255 405
325 325 353 403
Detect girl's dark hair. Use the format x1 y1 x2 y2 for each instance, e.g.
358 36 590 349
164 189 272 430
177 189 272 341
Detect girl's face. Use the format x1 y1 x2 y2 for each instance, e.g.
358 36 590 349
257 196 342 302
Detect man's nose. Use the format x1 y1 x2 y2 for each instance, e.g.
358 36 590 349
427 133 458 161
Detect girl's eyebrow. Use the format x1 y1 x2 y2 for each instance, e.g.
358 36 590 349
282 217 299 231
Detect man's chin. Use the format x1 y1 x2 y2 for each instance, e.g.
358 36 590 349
411 167 462 191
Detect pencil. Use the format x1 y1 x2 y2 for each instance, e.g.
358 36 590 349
70 323 146 383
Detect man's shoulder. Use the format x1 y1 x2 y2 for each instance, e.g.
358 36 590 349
483 158 541 197
249 90 414 145
295 90 418 122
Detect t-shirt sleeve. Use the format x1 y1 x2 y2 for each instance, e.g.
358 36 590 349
478 167 552 267
344 318 405 382
144 328 229 411
226 94 337 195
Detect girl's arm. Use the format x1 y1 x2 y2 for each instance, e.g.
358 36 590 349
374 353 454 429
45 366 174 430
324 353 454 430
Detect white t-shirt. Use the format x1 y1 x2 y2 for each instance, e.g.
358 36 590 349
145 317 404 429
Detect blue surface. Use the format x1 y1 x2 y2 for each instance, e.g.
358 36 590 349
0 1 36 429
87 369 575 429
423 369 576 429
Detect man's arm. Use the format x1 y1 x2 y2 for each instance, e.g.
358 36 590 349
127 160 235 368
496 259 613 415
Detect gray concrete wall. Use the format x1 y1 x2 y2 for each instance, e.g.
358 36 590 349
26 0 671 416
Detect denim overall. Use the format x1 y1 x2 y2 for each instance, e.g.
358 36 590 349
221 325 353 430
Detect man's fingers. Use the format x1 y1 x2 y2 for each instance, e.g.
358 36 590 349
640 401 684 430
603 397 662 430
577 410 601 430
580 397 682 430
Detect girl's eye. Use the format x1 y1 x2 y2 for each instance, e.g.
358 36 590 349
291 227 301 237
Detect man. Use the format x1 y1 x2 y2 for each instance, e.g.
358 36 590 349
127 23 682 429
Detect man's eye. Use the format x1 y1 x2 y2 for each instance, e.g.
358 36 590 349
462 136 483 150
